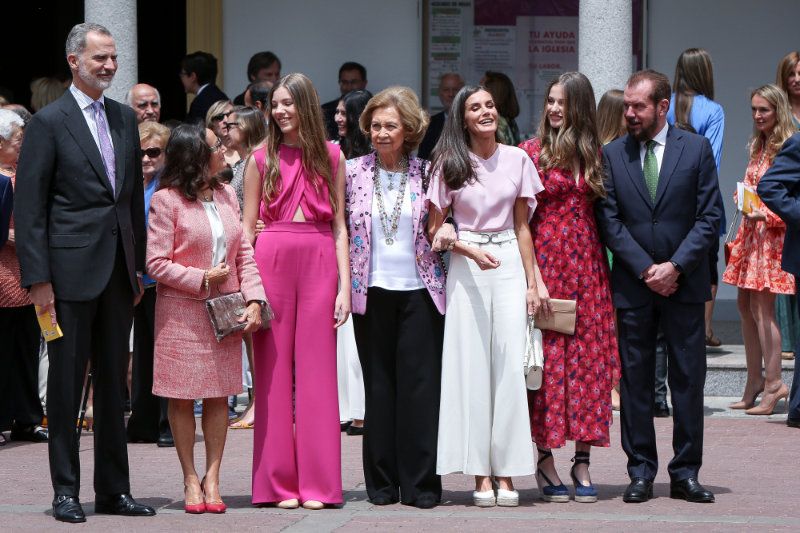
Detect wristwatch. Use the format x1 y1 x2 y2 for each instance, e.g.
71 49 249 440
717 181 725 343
444 215 456 229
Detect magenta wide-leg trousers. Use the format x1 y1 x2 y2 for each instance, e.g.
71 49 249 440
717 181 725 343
251 221 342 504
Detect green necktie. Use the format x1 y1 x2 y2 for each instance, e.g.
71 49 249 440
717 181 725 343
643 139 658 202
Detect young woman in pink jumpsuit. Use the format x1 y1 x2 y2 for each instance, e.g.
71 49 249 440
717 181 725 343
243 73 350 510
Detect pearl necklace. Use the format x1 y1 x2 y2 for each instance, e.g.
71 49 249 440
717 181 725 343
372 156 409 246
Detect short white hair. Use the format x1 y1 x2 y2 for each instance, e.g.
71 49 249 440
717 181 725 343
0 109 23 140
125 84 161 107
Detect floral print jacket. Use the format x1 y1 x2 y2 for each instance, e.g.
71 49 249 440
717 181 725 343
345 152 446 315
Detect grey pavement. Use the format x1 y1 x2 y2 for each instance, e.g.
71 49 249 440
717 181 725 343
1 337 798 531
1 399 799 531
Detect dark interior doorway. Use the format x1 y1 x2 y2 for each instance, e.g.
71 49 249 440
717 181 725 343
1 1 186 121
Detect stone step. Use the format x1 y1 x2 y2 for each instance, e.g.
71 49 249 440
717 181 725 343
705 344 794 396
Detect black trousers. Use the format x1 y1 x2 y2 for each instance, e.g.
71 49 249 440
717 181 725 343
617 297 706 482
47 246 133 497
126 286 170 441
352 287 444 504
0 304 45 430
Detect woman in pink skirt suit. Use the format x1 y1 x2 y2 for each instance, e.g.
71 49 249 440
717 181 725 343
148 124 267 514
243 73 350 510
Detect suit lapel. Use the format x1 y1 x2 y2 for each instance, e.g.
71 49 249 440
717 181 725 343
61 94 114 196
105 100 126 200
620 135 653 209
653 126 683 208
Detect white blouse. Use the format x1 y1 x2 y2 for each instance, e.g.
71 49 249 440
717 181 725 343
368 168 425 291
202 199 227 265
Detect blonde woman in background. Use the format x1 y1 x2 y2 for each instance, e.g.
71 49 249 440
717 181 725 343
722 85 796 415
30 77 66 112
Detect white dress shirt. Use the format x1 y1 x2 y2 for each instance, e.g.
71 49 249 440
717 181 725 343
638 121 669 172
69 84 114 153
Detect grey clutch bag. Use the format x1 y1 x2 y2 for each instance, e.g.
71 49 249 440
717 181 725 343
206 292 274 342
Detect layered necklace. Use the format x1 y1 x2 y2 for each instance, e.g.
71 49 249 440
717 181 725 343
372 155 409 246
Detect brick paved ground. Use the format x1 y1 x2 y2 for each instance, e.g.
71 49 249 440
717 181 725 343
1 400 798 532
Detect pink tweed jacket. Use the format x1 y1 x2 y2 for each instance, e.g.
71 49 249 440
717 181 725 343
146 184 265 303
345 153 446 315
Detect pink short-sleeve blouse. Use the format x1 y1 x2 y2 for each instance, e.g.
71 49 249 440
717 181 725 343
427 143 543 232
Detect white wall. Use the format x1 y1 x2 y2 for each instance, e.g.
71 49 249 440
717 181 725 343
222 0 422 105
647 0 800 316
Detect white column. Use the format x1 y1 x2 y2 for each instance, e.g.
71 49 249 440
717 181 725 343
84 0 137 103
578 0 632 103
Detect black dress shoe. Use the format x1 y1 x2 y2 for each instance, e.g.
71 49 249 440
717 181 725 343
622 477 653 503
369 495 399 505
409 493 439 509
10 424 48 442
53 495 86 523
157 433 175 447
654 401 670 418
94 493 156 516
670 478 714 503
346 424 364 436
787 418 800 428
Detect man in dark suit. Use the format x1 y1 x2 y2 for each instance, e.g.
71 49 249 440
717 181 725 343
180 50 228 125
232 50 281 105
417 72 464 160
757 132 800 429
596 70 722 504
321 61 367 140
14 23 155 523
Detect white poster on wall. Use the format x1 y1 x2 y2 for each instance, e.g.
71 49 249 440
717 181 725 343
428 0 474 110
470 26 516 85
515 16 579 132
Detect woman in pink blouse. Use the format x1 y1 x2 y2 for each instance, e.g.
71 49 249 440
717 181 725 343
147 124 266 513
243 73 350 510
427 86 544 508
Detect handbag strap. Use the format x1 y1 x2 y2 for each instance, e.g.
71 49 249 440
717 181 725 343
725 209 741 244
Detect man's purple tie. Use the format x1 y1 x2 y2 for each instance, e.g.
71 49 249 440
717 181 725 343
91 100 116 195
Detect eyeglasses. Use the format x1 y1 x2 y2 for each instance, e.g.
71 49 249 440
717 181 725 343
211 111 232 122
209 138 224 152
142 147 162 158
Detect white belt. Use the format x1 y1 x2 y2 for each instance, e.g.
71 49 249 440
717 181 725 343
458 229 517 244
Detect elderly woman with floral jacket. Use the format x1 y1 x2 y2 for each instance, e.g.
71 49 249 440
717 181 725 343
345 86 446 509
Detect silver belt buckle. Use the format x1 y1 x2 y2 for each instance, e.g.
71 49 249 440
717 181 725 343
478 232 492 244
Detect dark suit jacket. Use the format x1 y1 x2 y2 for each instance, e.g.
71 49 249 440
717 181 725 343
321 98 339 141
14 90 145 301
595 126 722 308
418 111 445 161
757 132 800 277
186 84 229 125
0 173 12 249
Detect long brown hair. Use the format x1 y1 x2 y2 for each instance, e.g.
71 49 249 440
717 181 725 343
672 48 715 125
749 84 795 161
776 51 800 96
262 73 336 211
536 72 605 199
596 89 626 145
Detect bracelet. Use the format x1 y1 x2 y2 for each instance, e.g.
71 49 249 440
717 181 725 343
204 271 209 291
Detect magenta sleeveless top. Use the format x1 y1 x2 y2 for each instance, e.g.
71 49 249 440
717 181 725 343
252 142 340 223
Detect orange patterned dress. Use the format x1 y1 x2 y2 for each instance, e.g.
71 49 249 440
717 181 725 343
722 149 795 294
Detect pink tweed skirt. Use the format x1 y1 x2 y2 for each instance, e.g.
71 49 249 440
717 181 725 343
152 294 243 399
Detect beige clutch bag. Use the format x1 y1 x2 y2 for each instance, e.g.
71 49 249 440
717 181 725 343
534 298 576 335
